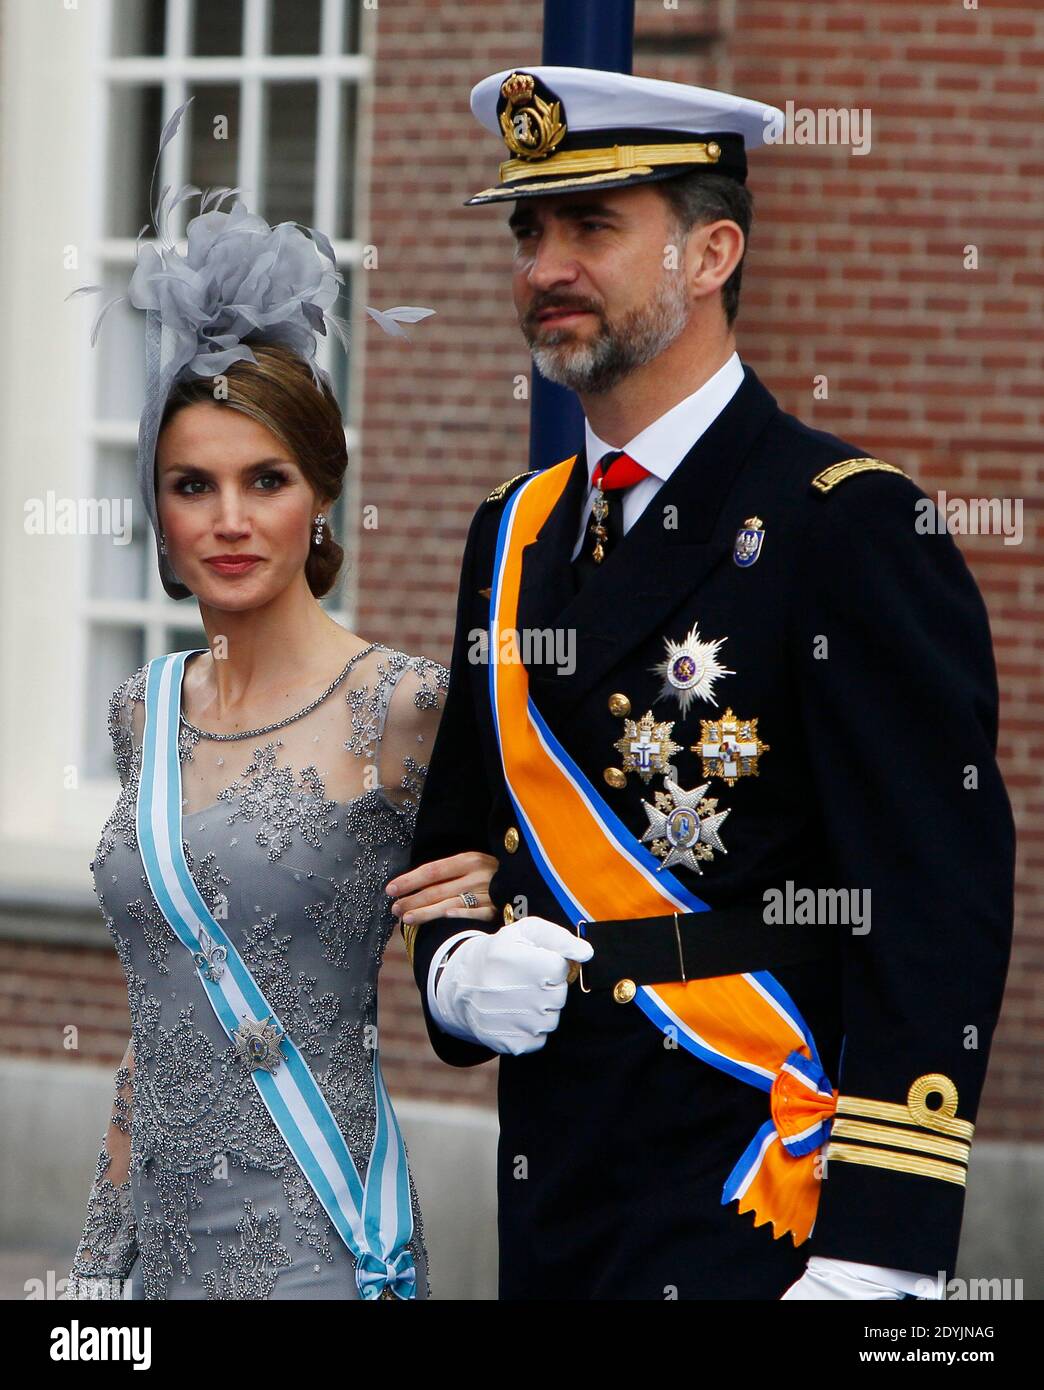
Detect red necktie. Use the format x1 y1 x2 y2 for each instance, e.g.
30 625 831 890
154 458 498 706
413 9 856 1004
591 451 651 491
576 451 653 578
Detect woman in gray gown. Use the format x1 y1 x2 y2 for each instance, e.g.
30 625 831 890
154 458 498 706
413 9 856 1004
65 103 494 1300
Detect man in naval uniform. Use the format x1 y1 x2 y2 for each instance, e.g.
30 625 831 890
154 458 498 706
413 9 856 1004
385 67 1015 1300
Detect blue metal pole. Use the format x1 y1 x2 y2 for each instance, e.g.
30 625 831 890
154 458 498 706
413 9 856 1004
528 0 635 473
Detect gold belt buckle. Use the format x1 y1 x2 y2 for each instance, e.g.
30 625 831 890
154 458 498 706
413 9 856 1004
571 919 591 993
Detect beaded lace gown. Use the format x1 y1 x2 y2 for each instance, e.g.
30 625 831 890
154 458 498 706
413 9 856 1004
68 641 449 1300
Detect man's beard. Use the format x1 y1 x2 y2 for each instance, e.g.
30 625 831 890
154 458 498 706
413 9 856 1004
522 269 690 394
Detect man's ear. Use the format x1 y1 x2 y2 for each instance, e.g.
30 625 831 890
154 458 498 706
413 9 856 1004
685 218 745 303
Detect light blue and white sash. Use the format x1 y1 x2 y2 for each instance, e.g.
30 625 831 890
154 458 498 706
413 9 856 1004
136 650 415 1299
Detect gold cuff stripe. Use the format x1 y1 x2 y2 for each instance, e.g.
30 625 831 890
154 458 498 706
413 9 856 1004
401 919 418 965
498 141 723 184
811 458 909 493
830 1117 970 1164
835 1094 974 1142
826 1142 968 1187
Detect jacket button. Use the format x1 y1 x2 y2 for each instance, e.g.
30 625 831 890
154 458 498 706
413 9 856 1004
504 826 520 853
603 767 627 789
503 902 515 924
613 978 637 1004
608 693 631 717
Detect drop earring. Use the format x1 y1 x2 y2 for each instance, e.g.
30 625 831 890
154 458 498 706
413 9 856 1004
313 512 327 547
159 533 167 554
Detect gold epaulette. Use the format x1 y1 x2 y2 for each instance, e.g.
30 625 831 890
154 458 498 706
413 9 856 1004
811 457 910 494
485 470 539 503
826 1073 973 1187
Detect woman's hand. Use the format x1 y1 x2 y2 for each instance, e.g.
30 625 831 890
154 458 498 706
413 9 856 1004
386 851 499 928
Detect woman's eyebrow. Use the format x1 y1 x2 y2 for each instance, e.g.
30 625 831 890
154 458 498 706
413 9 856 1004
164 456 295 475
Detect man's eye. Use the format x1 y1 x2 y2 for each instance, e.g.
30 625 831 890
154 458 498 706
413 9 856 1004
513 227 537 242
582 221 609 232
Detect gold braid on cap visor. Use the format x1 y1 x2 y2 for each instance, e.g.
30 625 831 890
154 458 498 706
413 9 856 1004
496 139 724 185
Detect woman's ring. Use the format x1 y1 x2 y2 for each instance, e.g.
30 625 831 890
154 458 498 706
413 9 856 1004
459 891 479 909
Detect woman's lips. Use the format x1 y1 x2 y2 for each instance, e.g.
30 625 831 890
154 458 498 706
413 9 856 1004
204 557 263 575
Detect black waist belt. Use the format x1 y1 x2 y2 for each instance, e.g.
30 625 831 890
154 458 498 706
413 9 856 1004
577 905 839 992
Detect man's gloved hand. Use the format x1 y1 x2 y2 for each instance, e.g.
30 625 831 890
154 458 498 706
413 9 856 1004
781 1256 940 1300
434 916 594 1055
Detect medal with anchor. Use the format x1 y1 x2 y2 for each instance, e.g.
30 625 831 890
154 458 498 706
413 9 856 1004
613 709 683 785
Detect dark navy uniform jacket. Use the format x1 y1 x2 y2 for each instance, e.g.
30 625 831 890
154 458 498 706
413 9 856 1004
407 363 1015 1300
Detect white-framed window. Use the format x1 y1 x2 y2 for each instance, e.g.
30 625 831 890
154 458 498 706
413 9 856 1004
81 0 372 780
0 0 373 881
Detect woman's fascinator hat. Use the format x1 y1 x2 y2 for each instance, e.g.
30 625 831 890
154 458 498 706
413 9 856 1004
68 97 433 599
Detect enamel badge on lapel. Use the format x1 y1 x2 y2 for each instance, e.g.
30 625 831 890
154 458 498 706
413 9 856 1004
733 516 765 568
613 709 683 784
641 778 730 873
692 709 769 786
652 622 734 716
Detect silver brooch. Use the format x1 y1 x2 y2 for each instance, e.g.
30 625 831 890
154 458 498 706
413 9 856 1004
193 928 228 982
234 1014 286 1073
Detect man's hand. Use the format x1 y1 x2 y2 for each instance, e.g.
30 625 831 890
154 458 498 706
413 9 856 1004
781 1257 939 1300
434 916 594 1055
386 852 499 926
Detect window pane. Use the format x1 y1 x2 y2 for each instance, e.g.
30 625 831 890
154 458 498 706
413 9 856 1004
168 625 209 653
94 266 146 421
106 85 163 239
269 0 321 55
89 448 150 602
185 84 241 194
345 1 362 53
86 624 145 779
262 84 317 226
191 0 243 56
110 0 167 57
335 81 359 239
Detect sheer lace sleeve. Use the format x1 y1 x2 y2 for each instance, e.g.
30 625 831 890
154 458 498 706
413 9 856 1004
66 1042 137 1298
107 665 146 791
376 656 450 822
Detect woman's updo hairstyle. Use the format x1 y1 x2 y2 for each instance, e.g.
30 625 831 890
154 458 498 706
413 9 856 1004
159 343 348 598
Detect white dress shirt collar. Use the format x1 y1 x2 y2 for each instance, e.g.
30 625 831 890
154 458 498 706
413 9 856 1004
583 350 744 482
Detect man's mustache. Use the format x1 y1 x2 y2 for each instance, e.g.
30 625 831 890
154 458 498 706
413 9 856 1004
523 297 604 330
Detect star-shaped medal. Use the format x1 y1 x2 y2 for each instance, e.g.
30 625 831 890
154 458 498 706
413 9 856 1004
640 778 730 874
613 709 683 784
651 623 735 716
233 1014 286 1073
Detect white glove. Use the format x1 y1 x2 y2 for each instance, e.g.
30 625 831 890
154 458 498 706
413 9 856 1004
431 917 593 1056
781 1257 940 1300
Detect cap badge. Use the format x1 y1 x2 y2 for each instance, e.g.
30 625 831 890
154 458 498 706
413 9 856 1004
499 71 567 161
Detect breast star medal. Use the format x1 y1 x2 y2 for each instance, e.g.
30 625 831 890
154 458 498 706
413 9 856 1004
693 709 769 786
234 1014 286 1073
640 779 730 873
651 622 735 716
734 516 765 567
613 709 683 784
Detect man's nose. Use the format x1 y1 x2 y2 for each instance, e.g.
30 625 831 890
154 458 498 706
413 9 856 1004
527 231 580 291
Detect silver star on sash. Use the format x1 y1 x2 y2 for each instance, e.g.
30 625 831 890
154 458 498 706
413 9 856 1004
233 1014 286 1073
640 778 731 874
